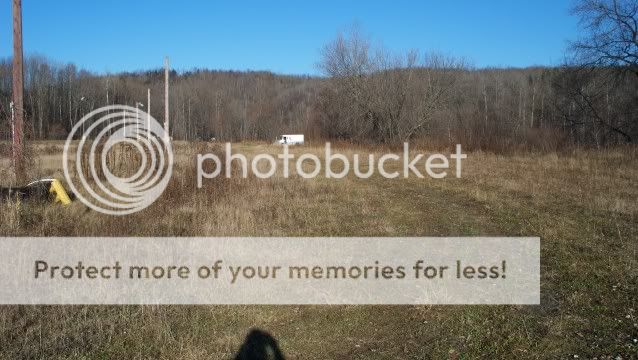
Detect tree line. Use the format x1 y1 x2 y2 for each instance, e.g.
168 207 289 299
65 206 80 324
0 59 319 142
1 0 636 150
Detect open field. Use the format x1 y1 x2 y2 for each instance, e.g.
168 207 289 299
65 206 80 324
0 141 637 359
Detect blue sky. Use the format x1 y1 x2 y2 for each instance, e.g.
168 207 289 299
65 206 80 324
0 1 579 75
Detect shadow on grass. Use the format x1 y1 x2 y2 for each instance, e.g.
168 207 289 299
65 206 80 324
234 328 285 360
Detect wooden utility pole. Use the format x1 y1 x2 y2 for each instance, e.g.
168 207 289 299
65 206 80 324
12 0 25 181
164 57 170 142
10 102 15 167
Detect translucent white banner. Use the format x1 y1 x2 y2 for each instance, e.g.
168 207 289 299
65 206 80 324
0 237 539 304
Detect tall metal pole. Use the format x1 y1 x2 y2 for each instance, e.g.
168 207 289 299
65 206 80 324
136 102 140 138
147 88 151 139
164 56 170 142
106 78 110 135
80 97 86 140
12 0 25 181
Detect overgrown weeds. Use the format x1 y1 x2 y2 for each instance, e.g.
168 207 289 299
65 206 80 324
0 141 636 358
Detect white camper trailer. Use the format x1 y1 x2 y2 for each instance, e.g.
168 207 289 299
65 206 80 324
275 134 304 145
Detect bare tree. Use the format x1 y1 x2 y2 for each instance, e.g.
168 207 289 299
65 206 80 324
558 0 638 144
570 0 638 77
317 27 463 143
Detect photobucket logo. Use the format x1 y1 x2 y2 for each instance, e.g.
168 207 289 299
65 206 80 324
63 105 173 215
197 143 466 186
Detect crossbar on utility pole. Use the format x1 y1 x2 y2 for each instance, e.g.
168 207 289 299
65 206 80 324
12 0 25 182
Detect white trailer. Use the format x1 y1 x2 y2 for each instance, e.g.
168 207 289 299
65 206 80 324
275 134 304 145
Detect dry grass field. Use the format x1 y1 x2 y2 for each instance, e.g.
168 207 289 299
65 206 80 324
0 141 637 359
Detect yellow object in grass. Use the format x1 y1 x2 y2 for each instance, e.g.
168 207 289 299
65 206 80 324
49 179 72 205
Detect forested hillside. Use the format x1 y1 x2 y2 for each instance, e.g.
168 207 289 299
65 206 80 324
1 54 635 151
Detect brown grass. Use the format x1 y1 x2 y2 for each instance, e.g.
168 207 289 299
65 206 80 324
0 141 636 359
